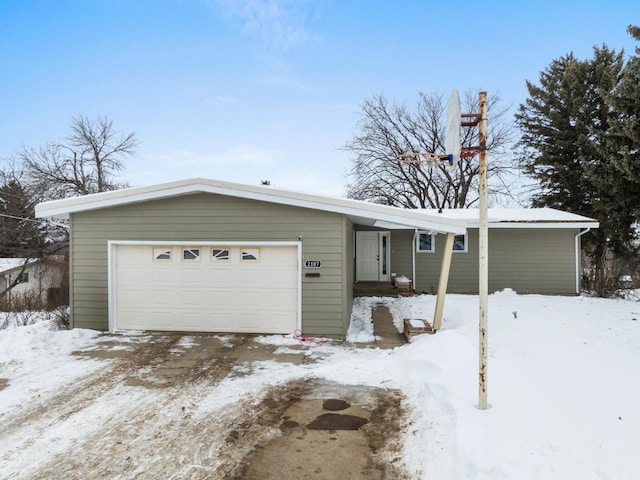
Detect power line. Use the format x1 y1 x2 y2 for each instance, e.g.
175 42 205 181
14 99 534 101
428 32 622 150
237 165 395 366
0 213 69 229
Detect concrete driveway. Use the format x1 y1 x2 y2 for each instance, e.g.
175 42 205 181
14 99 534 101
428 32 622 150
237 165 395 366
0 332 409 479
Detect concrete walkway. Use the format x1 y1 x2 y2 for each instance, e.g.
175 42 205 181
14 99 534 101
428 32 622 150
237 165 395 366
371 304 406 349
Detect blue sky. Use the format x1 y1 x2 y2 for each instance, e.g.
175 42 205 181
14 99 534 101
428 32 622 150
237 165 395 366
1 0 637 196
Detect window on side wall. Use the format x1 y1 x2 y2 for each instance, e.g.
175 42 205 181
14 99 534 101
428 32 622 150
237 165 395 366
416 233 435 253
453 234 468 252
416 233 468 253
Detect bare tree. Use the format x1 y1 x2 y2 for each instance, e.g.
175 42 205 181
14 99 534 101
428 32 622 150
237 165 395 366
344 90 516 208
19 115 137 200
0 116 135 312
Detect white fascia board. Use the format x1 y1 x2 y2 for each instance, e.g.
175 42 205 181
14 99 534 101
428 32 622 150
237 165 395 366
36 178 468 235
491 222 599 229
372 220 465 233
36 181 202 219
465 221 600 229
373 221 420 230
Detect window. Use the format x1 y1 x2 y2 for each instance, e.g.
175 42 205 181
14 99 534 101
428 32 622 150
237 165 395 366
381 235 388 275
241 248 260 261
153 248 172 261
212 248 230 261
453 234 467 252
17 272 29 283
416 233 467 253
182 248 200 261
417 233 435 253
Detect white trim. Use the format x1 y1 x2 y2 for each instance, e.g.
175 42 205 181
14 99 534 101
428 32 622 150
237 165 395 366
415 232 467 253
416 232 436 253
412 230 417 292
110 240 300 247
452 233 468 253
378 231 391 282
108 241 115 332
35 178 467 235
483 222 599 229
575 228 591 294
296 243 302 330
107 240 302 333
419 208 599 229
353 231 392 283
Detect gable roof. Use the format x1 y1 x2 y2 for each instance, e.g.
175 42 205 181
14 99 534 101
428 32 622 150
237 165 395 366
35 177 468 235
422 208 599 229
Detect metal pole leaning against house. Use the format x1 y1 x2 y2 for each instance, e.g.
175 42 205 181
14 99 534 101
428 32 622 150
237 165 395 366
478 91 489 410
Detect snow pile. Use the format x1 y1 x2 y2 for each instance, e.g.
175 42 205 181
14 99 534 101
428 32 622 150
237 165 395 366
0 321 99 367
330 290 640 478
0 322 103 418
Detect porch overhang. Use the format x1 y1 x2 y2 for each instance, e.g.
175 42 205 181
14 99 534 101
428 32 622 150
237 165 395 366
347 215 466 235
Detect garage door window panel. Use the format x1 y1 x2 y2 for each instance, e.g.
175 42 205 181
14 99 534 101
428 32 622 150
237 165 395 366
241 248 260 262
153 248 172 261
182 248 201 261
212 248 230 262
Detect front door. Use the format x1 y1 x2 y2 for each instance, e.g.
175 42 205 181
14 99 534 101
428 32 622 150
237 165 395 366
355 231 390 282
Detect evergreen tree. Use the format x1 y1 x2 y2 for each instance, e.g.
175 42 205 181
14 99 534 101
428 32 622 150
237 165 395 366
602 25 640 228
0 179 46 257
515 45 631 293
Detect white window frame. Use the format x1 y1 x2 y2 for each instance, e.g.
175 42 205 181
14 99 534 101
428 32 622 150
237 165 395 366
416 232 435 253
416 232 468 253
453 233 468 253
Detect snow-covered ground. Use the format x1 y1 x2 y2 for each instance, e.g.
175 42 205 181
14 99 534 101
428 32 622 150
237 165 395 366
1 291 639 479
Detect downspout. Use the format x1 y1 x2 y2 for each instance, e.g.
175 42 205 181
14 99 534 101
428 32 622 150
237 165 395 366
575 228 591 294
412 229 418 292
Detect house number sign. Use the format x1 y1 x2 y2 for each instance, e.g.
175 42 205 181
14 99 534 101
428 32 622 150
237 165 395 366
305 260 322 268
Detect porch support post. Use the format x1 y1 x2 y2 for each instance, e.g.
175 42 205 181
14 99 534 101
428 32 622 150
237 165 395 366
432 232 455 331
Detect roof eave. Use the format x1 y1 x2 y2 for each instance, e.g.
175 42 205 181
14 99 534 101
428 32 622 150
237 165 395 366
35 178 468 235
462 221 600 229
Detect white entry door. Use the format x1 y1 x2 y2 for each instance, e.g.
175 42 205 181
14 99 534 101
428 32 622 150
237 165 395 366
355 231 390 282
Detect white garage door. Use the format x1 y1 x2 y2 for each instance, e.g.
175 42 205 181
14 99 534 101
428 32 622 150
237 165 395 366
113 244 299 334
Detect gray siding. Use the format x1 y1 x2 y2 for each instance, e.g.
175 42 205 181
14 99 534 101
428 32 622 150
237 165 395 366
403 228 578 295
388 230 414 281
70 192 350 337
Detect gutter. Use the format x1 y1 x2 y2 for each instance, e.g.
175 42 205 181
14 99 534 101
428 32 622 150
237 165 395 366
574 228 591 294
412 229 418 292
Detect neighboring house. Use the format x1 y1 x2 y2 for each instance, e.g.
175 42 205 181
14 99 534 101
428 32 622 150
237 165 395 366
35 178 598 338
0 256 67 308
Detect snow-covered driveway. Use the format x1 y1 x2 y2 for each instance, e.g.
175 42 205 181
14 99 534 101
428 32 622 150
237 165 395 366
0 328 407 479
